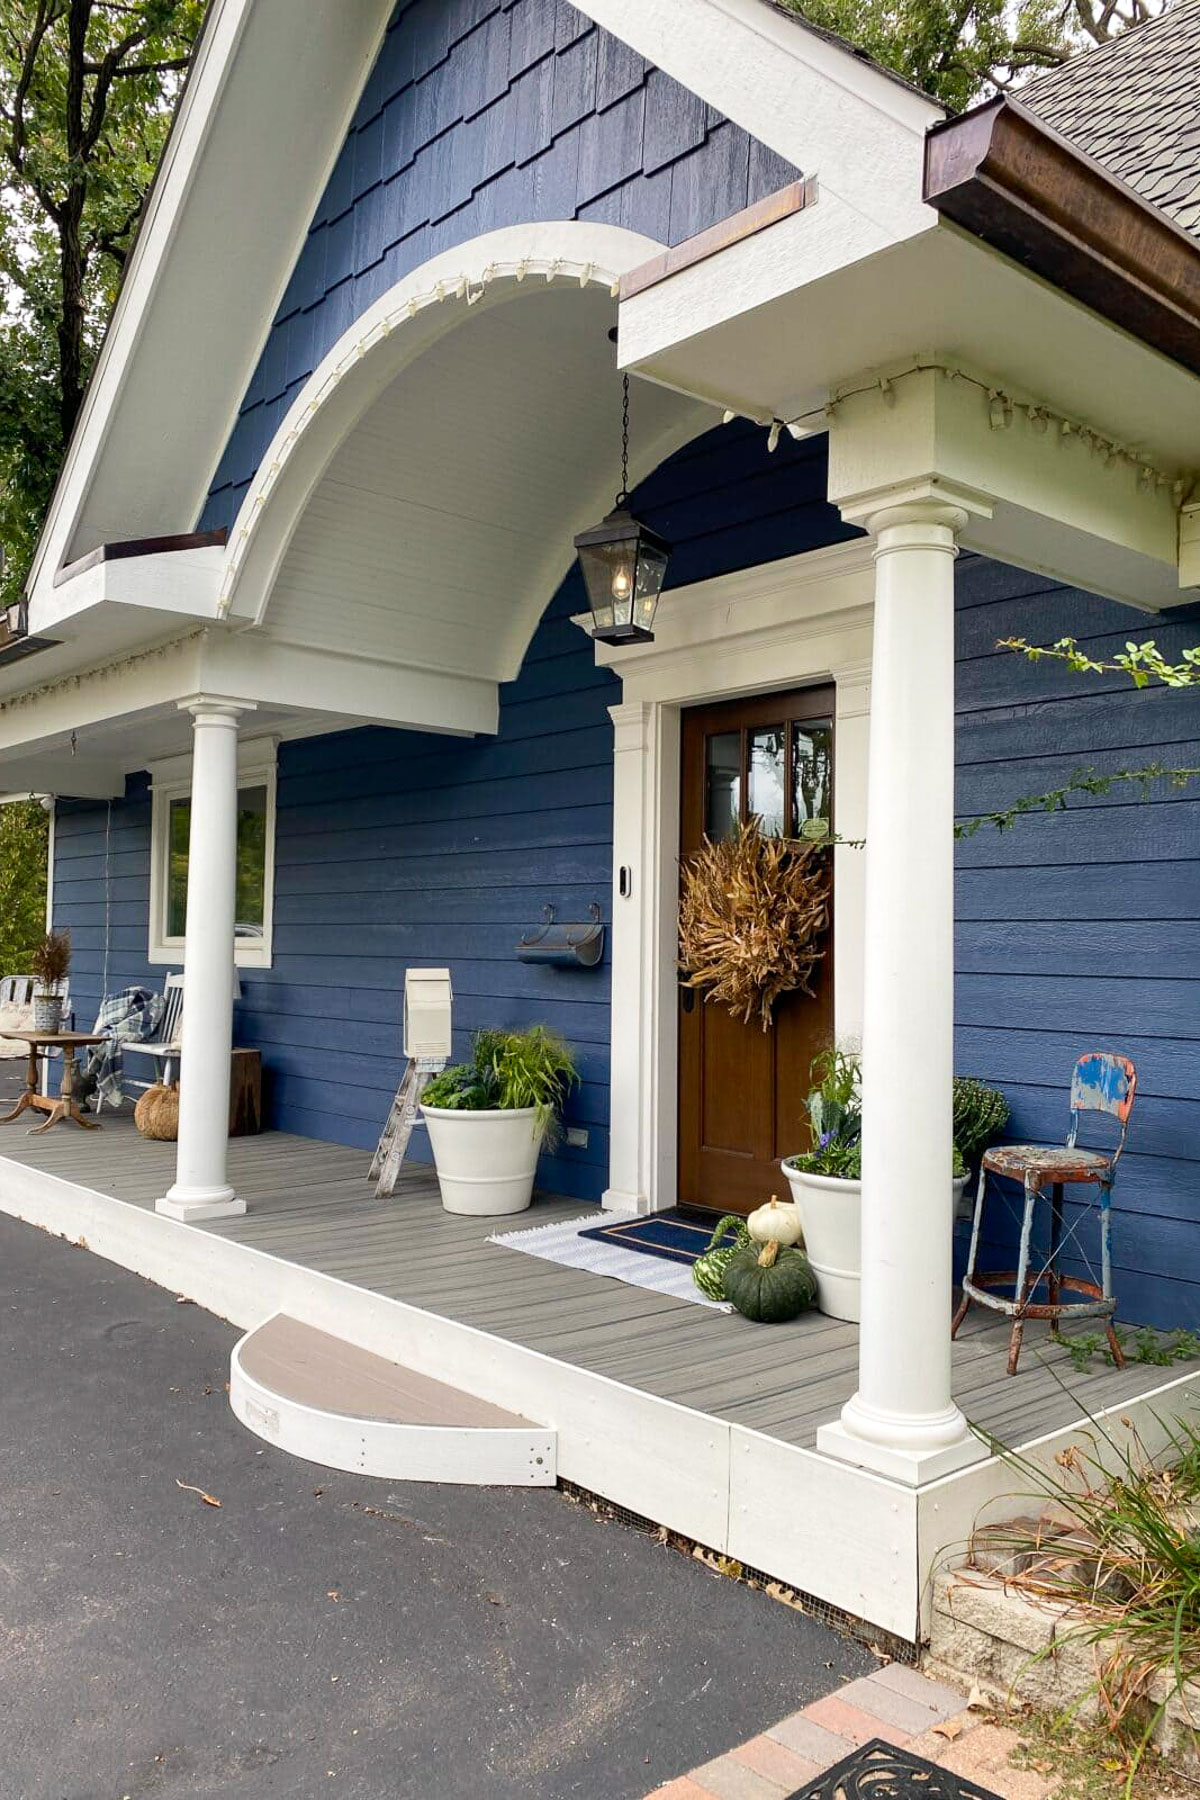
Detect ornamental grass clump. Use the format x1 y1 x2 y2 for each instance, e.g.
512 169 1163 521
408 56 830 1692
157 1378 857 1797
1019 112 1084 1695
421 1025 578 1143
678 819 830 1029
983 1410 1200 1793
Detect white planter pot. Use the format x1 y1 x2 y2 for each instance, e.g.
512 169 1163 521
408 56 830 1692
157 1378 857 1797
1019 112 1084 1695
782 1164 971 1324
420 1105 544 1216
782 1166 863 1322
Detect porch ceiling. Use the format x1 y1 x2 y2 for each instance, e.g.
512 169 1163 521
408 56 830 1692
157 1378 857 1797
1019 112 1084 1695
618 215 1200 609
619 218 1200 475
254 284 712 683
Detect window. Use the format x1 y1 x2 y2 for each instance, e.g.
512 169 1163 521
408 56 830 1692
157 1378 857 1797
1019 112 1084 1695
149 746 276 967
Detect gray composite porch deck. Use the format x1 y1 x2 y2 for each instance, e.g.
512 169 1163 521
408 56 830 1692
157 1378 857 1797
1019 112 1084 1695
0 1104 1191 1455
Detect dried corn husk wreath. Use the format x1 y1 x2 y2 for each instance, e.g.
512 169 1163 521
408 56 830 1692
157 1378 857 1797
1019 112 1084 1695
679 820 830 1029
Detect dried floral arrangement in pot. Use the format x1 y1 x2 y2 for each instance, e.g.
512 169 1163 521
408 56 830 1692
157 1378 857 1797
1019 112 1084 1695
678 820 830 1029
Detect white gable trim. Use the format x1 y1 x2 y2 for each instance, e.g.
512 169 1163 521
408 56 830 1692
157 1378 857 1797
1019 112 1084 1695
26 0 390 615
577 0 940 238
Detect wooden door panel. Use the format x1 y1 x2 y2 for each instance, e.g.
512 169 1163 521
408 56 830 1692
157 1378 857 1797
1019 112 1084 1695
678 686 835 1215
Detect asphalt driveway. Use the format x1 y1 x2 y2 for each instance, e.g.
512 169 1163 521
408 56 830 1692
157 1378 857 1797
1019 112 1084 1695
0 1210 871 1800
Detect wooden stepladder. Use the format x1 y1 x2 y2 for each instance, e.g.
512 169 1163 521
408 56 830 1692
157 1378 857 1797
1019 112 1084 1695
370 1056 445 1197
371 968 453 1199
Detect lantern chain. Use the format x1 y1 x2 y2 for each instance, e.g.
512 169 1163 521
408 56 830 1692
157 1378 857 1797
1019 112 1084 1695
617 373 630 507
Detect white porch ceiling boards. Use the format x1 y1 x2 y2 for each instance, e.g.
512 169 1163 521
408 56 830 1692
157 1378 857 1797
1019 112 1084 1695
257 283 709 684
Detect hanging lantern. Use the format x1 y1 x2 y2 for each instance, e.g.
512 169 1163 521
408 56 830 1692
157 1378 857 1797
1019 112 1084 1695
575 374 671 644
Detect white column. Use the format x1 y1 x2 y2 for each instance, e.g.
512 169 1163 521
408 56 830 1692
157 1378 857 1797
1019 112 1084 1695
603 699 677 1214
818 496 982 1485
157 697 254 1222
830 660 871 1049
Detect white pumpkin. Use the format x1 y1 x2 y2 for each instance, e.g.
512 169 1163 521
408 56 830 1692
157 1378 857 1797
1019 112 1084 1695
746 1193 804 1249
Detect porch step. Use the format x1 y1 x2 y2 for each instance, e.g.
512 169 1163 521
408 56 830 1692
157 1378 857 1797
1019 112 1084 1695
229 1314 556 1485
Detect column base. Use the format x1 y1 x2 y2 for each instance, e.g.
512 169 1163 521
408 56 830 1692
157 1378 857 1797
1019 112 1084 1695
601 1186 648 1215
156 1185 246 1222
816 1410 987 1487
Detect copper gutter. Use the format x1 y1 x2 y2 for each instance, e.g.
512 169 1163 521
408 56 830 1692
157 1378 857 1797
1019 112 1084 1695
924 96 1200 378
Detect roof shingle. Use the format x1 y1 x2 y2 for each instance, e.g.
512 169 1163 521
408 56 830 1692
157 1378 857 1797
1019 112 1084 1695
1022 0 1200 237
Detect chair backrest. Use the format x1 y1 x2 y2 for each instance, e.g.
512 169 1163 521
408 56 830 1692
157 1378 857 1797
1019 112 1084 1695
160 973 185 1044
1068 1053 1137 1161
0 975 34 1007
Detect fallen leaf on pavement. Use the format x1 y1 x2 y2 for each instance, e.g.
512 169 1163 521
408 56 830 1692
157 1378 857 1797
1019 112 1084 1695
967 1685 988 1711
176 1479 221 1508
932 1719 964 1742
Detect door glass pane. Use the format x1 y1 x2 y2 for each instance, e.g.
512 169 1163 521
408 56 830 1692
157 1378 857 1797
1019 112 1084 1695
704 732 741 841
165 784 268 941
792 722 833 835
748 726 786 837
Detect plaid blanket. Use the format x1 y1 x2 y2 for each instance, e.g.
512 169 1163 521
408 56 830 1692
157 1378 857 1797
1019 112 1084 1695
77 987 164 1109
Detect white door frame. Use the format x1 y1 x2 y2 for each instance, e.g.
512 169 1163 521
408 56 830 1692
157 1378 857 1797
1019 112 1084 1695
580 538 878 1215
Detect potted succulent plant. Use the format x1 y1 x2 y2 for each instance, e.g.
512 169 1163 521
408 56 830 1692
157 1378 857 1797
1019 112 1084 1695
30 929 70 1033
782 1050 990 1322
419 1025 579 1216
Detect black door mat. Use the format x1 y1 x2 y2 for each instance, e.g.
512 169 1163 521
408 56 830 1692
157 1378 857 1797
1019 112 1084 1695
791 1737 1002 1798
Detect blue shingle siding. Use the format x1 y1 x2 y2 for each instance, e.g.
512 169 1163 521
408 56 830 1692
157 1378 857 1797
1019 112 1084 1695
199 0 800 533
954 555 1200 1331
54 426 1200 1322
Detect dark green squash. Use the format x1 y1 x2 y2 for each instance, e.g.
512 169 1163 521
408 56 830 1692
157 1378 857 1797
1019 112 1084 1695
723 1243 818 1323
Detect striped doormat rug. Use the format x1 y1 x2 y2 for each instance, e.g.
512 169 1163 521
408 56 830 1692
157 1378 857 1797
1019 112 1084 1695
488 1211 733 1311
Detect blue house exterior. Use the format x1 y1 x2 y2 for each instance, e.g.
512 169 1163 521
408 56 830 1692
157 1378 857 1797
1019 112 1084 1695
5 0 1200 1642
53 414 1200 1327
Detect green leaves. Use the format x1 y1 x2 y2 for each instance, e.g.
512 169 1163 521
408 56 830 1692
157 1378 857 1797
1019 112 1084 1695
779 0 1167 108
0 798 48 977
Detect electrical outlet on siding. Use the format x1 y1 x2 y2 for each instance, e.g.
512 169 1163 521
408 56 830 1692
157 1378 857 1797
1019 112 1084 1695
565 1126 588 1149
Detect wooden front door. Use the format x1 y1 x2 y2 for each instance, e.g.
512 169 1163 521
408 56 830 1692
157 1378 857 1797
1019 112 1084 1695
679 687 835 1215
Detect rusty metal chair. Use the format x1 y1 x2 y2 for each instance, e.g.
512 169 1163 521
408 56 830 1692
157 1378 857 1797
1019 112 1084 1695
952 1052 1137 1374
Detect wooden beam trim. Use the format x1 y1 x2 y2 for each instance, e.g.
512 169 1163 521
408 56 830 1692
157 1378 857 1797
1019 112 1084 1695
54 527 229 589
619 177 818 303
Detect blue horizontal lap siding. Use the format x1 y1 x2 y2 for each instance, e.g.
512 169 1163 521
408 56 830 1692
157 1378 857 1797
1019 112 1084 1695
51 427 1200 1318
953 553 1200 1330
200 0 800 533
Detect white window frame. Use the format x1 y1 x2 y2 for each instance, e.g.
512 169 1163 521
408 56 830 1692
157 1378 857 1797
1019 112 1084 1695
148 738 277 969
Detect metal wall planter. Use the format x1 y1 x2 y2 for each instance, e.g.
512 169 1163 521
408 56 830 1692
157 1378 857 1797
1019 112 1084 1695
515 904 605 969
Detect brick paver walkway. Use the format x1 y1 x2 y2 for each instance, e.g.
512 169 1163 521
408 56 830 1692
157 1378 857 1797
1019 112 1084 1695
646 1663 1061 1800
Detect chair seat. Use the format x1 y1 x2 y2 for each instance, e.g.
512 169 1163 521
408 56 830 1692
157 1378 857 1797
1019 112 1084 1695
982 1143 1113 1184
124 1040 181 1058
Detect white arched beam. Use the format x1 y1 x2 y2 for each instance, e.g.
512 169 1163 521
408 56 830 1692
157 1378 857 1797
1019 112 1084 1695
220 223 711 681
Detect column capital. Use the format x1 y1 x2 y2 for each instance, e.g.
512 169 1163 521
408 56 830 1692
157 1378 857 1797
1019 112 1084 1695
837 477 994 539
177 693 257 721
608 699 653 754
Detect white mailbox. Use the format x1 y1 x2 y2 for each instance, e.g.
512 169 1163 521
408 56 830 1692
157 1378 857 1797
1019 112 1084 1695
404 968 452 1062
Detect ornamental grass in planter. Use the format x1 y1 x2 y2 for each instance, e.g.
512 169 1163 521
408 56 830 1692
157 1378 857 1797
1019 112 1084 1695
420 1026 578 1216
30 928 70 1032
782 1049 994 1321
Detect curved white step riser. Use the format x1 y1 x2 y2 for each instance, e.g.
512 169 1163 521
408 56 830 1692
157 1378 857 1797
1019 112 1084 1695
230 1349 556 1486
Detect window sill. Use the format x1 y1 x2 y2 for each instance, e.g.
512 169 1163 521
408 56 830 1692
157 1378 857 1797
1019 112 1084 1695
149 940 272 971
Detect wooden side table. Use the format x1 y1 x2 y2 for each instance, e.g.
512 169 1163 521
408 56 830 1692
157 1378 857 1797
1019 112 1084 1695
229 1048 262 1137
0 1032 106 1133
